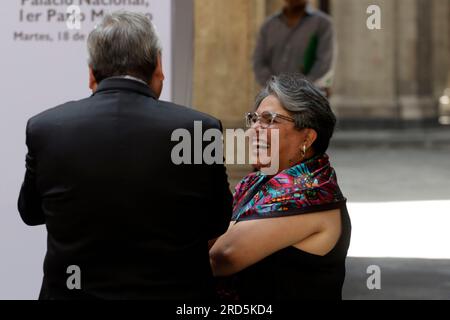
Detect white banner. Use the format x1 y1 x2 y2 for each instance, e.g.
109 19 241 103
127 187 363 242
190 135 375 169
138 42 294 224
0 0 173 299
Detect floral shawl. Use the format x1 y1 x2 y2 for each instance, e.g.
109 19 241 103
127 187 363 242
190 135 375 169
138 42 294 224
232 154 346 221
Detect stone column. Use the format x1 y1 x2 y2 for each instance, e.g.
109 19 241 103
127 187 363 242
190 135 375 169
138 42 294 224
396 0 436 121
431 0 450 98
193 0 266 128
330 0 398 120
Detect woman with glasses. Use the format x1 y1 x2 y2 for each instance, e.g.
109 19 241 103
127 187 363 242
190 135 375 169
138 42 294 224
210 73 351 300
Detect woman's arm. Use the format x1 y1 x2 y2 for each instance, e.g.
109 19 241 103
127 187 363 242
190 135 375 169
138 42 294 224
209 209 340 277
208 221 237 249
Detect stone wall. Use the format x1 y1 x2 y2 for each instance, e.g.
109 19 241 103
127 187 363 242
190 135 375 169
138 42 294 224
192 0 450 126
331 0 449 123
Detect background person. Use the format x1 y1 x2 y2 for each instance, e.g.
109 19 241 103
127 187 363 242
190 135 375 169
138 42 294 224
253 0 336 97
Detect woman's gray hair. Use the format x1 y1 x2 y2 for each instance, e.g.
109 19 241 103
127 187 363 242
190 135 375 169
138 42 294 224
87 11 162 83
255 73 337 154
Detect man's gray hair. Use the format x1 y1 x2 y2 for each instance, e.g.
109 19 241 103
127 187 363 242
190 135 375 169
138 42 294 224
87 11 162 83
255 73 337 154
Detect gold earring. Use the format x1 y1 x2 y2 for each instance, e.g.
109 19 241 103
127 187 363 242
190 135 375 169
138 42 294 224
300 144 307 160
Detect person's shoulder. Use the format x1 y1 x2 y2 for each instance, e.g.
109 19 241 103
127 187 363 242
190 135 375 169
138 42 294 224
235 172 259 194
27 98 90 132
265 12 282 23
311 9 333 26
261 12 283 30
157 100 222 130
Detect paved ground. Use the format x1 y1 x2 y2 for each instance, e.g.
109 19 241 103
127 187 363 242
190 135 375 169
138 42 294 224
327 145 450 202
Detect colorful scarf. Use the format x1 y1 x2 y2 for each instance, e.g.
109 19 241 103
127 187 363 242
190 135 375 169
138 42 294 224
232 154 346 221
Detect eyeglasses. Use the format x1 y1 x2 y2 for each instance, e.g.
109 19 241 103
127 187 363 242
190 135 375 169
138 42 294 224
245 111 295 128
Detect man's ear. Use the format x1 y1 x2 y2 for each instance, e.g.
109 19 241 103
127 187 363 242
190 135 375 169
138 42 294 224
89 67 97 92
154 54 165 82
149 53 165 98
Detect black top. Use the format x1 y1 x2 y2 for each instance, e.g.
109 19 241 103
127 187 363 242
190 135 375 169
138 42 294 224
18 78 233 300
235 204 351 300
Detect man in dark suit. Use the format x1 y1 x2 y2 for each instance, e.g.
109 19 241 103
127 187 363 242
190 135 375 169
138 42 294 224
18 11 232 300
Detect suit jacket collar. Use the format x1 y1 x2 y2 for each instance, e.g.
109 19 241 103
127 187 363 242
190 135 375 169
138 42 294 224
92 77 158 99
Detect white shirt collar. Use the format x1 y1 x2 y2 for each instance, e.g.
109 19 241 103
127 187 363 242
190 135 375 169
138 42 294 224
108 75 148 86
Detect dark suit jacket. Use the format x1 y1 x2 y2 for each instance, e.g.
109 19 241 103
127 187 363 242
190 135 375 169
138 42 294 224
18 78 232 300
